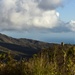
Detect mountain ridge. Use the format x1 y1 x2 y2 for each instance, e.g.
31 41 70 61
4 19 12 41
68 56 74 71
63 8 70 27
0 33 53 59
0 33 52 48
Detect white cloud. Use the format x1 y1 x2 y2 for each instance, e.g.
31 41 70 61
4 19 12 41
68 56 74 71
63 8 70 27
0 0 61 31
66 20 75 32
10 10 60 29
0 0 75 32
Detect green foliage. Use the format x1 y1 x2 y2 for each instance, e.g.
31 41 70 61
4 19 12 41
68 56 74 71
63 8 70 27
0 45 75 75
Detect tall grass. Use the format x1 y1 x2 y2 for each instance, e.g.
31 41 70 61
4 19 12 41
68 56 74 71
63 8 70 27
0 45 75 75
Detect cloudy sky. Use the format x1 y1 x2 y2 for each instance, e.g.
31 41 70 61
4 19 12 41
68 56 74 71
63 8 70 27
0 0 75 44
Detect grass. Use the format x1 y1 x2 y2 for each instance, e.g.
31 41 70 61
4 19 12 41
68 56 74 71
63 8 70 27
0 45 75 75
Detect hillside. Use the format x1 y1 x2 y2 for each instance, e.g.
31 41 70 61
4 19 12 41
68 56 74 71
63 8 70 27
0 39 75 75
0 33 51 48
0 33 53 59
0 33 75 75
0 33 74 59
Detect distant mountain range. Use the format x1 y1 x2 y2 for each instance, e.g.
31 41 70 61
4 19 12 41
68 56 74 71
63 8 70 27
0 33 54 59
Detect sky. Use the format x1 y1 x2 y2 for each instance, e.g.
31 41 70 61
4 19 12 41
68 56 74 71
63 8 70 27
57 0 75 22
0 0 75 44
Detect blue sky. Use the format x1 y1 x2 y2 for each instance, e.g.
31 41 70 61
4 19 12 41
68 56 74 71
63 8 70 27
0 0 75 44
57 0 75 22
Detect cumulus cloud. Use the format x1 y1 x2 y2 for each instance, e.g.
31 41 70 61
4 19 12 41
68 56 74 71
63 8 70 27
66 20 75 32
0 0 61 31
0 0 75 32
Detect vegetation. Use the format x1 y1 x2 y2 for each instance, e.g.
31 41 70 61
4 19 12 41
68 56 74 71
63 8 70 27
0 44 75 75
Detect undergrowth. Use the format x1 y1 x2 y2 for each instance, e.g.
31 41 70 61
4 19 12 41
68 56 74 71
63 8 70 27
0 45 75 75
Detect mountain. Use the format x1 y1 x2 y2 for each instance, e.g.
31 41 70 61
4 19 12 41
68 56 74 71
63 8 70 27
0 33 53 59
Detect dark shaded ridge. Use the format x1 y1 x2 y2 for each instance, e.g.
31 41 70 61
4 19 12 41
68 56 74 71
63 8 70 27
0 42 39 56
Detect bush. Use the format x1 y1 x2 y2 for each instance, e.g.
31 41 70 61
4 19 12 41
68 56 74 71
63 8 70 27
0 45 75 75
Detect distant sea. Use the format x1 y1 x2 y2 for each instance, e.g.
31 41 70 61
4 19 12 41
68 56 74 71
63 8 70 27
45 37 75 44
